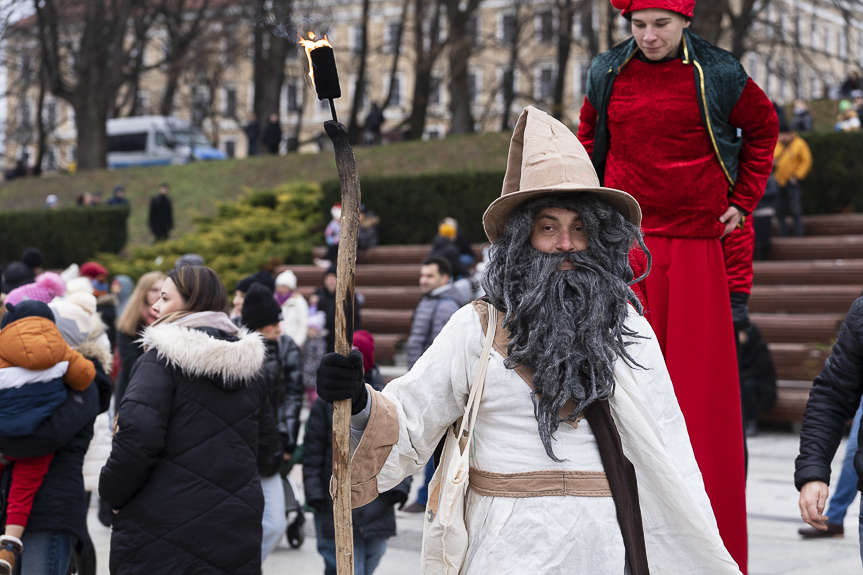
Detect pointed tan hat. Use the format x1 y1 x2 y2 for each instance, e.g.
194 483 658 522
482 106 642 241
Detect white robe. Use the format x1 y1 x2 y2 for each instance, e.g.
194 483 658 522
356 304 743 574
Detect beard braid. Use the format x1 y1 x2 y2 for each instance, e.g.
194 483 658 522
481 194 652 461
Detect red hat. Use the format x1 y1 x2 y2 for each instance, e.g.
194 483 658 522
79 261 108 279
352 330 375 374
611 0 695 18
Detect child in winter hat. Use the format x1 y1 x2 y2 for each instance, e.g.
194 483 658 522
0 301 96 574
4 272 66 307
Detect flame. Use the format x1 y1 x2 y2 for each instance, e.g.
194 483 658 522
298 32 333 87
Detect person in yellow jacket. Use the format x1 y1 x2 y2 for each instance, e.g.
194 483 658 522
773 121 813 236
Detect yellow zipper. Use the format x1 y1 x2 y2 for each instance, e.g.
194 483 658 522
685 35 734 187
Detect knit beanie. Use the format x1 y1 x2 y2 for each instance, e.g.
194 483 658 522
1 301 56 330
5 272 66 306
611 0 695 18
49 300 92 346
80 261 109 279
66 292 98 315
235 270 276 294
66 276 94 295
2 262 35 294
275 270 298 291
175 253 205 268
20 247 45 270
241 283 282 330
353 330 375 373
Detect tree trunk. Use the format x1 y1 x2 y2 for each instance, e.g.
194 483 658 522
74 94 110 170
691 0 727 44
381 0 409 112
33 70 46 176
445 0 477 135
500 4 522 131
407 0 444 139
347 0 371 144
160 64 183 116
552 0 574 120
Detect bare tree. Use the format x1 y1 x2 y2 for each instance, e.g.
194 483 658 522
251 0 295 150
345 0 371 144
406 0 446 139
691 0 727 44
444 0 483 134
499 0 532 130
380 0 409 113
552 0 577 120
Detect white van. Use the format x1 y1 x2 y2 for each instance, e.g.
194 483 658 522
106 116 227 169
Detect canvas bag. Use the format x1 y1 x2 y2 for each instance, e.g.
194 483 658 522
421 305 497 575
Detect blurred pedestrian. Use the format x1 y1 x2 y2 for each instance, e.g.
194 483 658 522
364 103 384 146
76 192 93 207
737 323 777 438
791 100 813 133
842 71 863 96
262 114 282 155
230 270 276 326
80 262 117 344
4 272 66 307
836 100 861 132
245 113 260 156
100 265 276 574
174 253 205 268
752 177 779 260
20 247 45 277
114 271 164 405
107 186 129 206
427 222 468 280
440 217 475 270
111 275 135 318
796 295 863 558
44 195 58 210
2 262 35 295
304 329 410 575
148 183 174 242
358 205 380 250
317 203 341 267
241 283 304 561
275 270 309 348
773 120 813 237
312 265 362 354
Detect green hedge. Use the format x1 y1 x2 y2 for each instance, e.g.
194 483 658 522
321 172 505 245
0 206 129 268
800 131 863 214
99 182 322 288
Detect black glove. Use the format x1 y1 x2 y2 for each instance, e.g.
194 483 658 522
384 489 408 510
316 351 368 415
729 291 751 332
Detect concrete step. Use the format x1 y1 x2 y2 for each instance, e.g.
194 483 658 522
749 285 862 314
768 342 831 382
753 259 863 285
287 264 423 287
311 244 484 266
752 312 845 344
770 235 863 260
759 380 812 423
795 214 863 236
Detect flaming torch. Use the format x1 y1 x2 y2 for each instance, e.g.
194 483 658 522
299 31 357 575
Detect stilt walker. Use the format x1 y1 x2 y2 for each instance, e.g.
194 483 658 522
577 2 778 571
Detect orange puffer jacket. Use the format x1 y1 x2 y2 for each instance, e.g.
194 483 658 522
0 316 95 390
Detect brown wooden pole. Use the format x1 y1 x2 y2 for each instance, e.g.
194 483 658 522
324 119 360 575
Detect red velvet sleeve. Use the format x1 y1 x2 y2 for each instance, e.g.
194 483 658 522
577 96 598 157
727 78 778 215
722 212 755 294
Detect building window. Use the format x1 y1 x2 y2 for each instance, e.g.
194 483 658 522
537 66 555 101
537 10 554 43
384 75 403 108
286 80 301 112
823 23 831 54
350 25 364 55
192 88 208 125
747 54 759 84
44 101 57 131
385 21 401 54
466 15 479 47
43 147 56 171
840 33 848 60
428 76 443 106
810 17 818 49
224 87 237 117
135 90 149 115
500 13 517 45
424 127 443 140
18 99 32 131
468 72 479 104
224 140 236 158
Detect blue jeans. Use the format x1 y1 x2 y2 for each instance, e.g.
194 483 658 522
416 459 435 505
827 401 863 525
13 531 74 575
261 473 288 561
314 514 387 575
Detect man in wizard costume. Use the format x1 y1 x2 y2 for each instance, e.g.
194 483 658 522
315 106 744 574
577 2 779 571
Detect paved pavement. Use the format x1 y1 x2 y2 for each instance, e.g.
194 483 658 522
87 430 859 574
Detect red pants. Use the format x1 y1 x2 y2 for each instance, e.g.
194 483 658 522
0 454 54 528
632 236 748 573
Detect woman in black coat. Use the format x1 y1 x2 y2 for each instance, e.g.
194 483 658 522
113 271 164 405
797 295 863 536
100 266 276 574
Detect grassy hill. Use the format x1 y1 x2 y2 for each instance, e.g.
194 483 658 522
0 132 512 248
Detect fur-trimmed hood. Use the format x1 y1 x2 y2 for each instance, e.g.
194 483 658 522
74 313 113 370
141 323 266 388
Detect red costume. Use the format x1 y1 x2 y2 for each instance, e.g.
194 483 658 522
578 4 778 572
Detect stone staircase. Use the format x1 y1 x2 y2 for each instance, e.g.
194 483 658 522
279 214 863 422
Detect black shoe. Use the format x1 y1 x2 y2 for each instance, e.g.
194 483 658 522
798 522 844 539
402 502 426 513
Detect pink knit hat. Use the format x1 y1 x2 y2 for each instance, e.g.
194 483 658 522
5 272 66 306
611 0 695 18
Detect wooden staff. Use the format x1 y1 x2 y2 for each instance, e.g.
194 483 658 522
325 119 360 575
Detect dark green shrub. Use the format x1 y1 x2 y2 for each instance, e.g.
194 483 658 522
800 131 863 214
321 172 505 245
0 206 129 268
